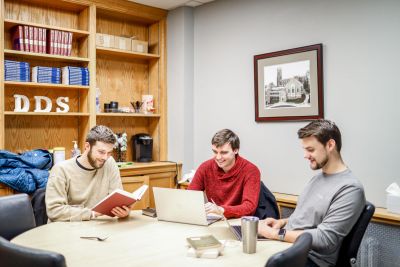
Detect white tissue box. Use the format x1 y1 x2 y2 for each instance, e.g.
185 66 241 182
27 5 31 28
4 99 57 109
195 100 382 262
387 194 400 214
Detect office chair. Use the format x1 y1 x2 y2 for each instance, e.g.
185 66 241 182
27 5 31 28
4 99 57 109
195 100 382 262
336 201 375 267
254 181 280 219
0 194 36 240
31 187 48 226
265 233 312 267
0 236 66 267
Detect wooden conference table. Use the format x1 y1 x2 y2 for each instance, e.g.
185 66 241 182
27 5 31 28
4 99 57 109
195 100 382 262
12 211 291 267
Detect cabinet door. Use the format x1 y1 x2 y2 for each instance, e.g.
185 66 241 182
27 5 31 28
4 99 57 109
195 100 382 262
148 172 176 208
121 175 150 210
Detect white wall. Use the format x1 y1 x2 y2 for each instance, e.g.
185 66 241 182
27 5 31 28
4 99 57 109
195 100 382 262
168 0 400 207
167 7 194 174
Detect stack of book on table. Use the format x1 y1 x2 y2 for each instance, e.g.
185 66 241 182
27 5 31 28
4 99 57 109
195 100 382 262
186 235 224 259
62 66 89 86
32 66 61 84
4 60 30 82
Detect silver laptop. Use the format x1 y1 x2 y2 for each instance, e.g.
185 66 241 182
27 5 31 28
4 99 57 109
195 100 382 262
153 187 221 226
224 218 269 241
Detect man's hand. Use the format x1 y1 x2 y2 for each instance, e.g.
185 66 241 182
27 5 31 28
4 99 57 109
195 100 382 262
258 219 280 239
205 202 224 216
111 205 131 218
264 218 286 229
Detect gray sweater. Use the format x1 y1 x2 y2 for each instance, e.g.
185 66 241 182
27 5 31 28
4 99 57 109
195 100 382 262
286 169 365 267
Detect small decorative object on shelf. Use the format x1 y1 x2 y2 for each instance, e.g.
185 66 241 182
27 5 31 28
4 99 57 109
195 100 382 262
114 132 127 162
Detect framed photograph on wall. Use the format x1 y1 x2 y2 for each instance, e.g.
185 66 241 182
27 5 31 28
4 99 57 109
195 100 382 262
254 44 324 122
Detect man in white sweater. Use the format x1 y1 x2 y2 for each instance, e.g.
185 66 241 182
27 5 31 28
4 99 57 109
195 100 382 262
258 119 365 267
46 125 130 221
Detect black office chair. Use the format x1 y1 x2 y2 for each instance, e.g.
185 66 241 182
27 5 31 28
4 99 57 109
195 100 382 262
0 194 36 240
265 233 312 267
31 187 48 226
0 236 66 267
336 201 375 267
254 181 280 219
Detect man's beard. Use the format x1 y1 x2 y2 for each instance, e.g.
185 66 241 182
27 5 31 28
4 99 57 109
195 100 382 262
87 149 105 169
311 155 329 170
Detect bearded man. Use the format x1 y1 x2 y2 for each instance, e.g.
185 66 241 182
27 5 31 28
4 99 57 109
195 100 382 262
46 125 130 221
258 119 366 267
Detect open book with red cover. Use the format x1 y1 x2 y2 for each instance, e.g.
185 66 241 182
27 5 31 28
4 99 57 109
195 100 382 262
92 185 148 217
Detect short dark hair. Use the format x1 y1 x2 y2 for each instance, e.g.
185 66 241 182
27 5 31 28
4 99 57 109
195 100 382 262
297 119 342 152
86 125 116 147
211 129 240 150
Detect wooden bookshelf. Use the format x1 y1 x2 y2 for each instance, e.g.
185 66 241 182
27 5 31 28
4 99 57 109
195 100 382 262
1 0 167 162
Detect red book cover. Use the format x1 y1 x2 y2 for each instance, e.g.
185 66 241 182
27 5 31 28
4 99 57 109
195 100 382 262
28 26 34 52
92 185 148 217
47 29 54 54
56 30 62 55
38 28 42 53
33 27 39 53
12 25 24 51
67 32 73 56
23 25 29 51
53 30 58 55
42 29 47 53
61 31 66 55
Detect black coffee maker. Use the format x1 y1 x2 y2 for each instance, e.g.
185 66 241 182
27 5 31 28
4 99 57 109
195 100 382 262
132 133 153 162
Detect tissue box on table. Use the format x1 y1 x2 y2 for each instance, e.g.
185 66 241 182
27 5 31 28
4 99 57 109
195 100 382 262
387 194 400 214
386 182 400 214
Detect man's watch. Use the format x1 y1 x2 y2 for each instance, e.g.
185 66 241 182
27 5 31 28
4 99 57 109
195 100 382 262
278 228 286 241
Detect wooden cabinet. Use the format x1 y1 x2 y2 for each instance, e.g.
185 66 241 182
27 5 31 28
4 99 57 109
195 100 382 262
120 162 182 208
0 0 168 162
121 175 150 210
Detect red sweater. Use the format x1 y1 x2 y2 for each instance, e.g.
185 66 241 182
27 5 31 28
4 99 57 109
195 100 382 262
188 155 260 218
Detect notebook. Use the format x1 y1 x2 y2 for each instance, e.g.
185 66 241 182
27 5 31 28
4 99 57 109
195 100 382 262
153 187 221 226
224 217 269 241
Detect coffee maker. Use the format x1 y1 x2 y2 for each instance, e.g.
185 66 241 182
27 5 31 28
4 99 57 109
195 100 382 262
132 133 153 162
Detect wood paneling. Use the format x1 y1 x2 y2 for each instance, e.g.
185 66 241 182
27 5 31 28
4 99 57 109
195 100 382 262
5 115 79 152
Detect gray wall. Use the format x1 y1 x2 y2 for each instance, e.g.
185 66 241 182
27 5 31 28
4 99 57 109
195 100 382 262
167 7 194 174
168 0 400 207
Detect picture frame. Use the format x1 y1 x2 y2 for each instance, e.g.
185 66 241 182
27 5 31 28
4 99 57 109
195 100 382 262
254 44 324 122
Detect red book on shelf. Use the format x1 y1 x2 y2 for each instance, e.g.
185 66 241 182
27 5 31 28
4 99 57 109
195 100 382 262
57 30 62 55
59 30 64 55
33 27 39 53
92 185 148 217
38 28 43 53
42 28 47 53
23 25 29 51
67 32 73 56
28 26 34 52
12 25 24 51
47 29 55 54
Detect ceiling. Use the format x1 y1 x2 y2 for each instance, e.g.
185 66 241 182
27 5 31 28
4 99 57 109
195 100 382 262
129 0 215 10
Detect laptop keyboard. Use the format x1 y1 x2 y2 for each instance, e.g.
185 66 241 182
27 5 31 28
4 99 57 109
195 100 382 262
231 225 269 240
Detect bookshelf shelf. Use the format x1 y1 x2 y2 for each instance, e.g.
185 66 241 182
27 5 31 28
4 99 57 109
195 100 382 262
96 113 161 118
4 19 90 40
4 112 90 116
4 81 89 91
96 47 160 60
4 49 90 62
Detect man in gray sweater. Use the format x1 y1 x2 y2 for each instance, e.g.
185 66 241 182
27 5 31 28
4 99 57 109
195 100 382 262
258 119 366 267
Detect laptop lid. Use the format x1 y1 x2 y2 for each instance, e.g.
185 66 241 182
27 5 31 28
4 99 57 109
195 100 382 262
153 187 216 226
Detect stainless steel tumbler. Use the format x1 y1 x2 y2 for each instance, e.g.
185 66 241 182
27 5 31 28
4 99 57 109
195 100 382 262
241 216 259 254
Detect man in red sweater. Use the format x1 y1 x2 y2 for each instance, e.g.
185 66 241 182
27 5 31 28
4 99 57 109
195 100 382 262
188 129 261 218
